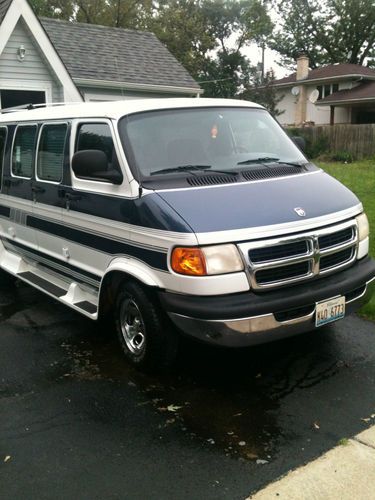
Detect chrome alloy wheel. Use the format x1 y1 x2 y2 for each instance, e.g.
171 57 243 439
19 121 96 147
119 298 146 355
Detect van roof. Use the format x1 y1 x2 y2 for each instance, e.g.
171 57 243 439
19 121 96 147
0 98 263 123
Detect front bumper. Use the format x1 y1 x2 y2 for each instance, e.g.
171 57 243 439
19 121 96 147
159 257 375 347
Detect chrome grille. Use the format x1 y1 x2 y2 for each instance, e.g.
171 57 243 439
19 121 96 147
256 261 310 285
238 220 358 290
249 240 309 263
319 227 354 249
320 247 354 271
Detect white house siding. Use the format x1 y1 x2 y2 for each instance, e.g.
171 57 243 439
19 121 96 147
277 91 296 125
80 87 186 102
0 18 63 102
277 82 353 125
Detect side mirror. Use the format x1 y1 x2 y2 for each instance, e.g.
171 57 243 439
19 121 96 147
292 136 306 152
72 149 123 185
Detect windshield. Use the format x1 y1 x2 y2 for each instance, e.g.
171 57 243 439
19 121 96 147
118 107 306 179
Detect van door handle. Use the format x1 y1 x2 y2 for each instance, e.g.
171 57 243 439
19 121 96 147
65 193 81 202
65 192 81 211
31 185 45 194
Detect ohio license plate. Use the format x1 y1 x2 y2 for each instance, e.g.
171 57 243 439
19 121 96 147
315 296 345 327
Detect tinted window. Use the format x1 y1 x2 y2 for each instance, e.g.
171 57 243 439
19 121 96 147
37 124 67 182
76 123 120 173
12 125 37 178
0 127 7 190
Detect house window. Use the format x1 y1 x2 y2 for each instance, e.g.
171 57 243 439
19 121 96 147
37 123 68 183
316 84 339 100
12 125 38 178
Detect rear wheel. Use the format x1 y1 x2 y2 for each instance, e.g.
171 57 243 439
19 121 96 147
115 281 178 372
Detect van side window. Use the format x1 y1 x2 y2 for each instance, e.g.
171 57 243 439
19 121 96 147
0 127 7 190
12 125 37 178
75 123 120 177
37 124 67 183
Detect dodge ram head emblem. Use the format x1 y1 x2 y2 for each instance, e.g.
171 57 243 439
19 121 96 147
294 207 306 217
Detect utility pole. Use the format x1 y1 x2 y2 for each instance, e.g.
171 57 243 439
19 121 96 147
260 0 268 84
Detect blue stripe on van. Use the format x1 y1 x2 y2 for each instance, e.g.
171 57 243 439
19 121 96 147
27 216 169 271
2 238 101 285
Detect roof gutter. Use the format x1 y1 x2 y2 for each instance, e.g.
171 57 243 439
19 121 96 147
317 96 375 106
73 78 203 96
273 74 375 88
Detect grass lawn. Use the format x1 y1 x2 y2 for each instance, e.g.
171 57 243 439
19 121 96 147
317 160 375 321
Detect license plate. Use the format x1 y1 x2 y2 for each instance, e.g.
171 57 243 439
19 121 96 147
315 296 345 327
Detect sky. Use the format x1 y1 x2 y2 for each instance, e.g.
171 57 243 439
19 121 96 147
243 43 289 79
241 4 291 80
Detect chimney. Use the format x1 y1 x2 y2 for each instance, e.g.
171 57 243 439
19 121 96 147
296 54 309 81
295 55 309 125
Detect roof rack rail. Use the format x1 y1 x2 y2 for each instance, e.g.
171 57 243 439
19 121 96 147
0 101 84 114
0 103 35 114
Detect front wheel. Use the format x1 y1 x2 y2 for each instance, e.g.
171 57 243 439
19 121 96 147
115 282 178 372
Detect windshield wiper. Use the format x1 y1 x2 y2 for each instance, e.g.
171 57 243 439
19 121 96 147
151 164 238 176
237 157 279 165
237 157 303 168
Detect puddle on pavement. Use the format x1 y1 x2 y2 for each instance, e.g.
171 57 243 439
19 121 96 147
0 279 347 463
62 333 281 461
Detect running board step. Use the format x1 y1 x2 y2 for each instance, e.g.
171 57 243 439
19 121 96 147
18 270 99 318
18 271 66 298
1 248 99 319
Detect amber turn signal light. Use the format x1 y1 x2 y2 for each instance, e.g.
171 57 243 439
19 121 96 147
171 247 207 276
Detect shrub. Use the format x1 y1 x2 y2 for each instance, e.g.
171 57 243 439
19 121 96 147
330 151 354 163
286 128 329 159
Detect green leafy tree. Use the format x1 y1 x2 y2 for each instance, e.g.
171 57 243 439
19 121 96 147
270 0 375 68
241 68 284 116
155 0 272 97
74 0 154 29
28 0 75 19
150 1 217 79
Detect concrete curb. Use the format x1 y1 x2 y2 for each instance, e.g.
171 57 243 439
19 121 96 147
248 426 375 500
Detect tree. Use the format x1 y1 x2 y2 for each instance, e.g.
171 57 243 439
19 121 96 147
153 0 272 97
74 0 154 29
270 0 375 68
150 1 217 79
198 0 273 97
241 68 284 116
28 0 75 19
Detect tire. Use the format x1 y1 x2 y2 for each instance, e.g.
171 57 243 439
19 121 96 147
114 281 178 372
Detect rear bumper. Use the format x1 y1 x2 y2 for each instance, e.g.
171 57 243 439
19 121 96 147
159 257 375 347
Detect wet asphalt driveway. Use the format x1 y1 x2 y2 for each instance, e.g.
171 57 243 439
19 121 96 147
1 278 375 500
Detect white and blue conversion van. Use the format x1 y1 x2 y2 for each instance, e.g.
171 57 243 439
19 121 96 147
0 98 374 370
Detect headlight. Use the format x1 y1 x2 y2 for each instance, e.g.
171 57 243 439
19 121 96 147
171 244 244 276
356 213 369 242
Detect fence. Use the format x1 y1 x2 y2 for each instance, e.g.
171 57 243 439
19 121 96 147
287 124 375 160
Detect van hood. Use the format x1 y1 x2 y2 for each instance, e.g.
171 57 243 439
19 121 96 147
156 171 361 236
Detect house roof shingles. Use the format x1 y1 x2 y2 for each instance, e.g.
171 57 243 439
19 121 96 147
40 17 200 90
274 64 375 86
0 0 12 23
